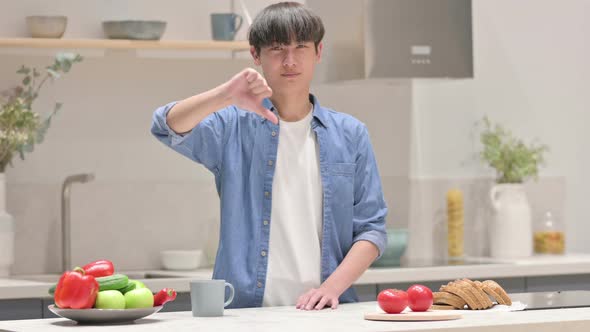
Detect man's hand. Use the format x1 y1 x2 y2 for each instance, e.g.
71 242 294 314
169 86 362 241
295 241 380 311
223 68 278 124
296 285 341 310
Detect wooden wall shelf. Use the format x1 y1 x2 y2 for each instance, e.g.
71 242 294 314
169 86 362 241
0 38 250 51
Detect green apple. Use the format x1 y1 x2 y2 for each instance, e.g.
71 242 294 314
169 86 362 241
95 290 125 309
125 288 154 309
130 279 147 289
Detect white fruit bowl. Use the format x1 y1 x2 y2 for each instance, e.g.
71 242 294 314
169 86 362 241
160 250 207 271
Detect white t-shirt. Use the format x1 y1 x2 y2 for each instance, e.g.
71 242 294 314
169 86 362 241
262 107 323 307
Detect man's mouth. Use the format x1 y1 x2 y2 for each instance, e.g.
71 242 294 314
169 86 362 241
281 72 301 77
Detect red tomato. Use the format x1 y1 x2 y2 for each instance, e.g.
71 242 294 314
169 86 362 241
377 289 408 314
407 284 433 312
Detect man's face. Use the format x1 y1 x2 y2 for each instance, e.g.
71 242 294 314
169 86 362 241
251 41 323 94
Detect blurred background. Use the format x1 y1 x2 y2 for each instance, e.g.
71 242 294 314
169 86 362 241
0 0 587 277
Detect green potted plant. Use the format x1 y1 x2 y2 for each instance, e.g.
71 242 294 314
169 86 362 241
0 52 82 277
477 116 549 259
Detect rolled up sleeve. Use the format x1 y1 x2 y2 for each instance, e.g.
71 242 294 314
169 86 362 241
351 125 388 259
150 101 234 174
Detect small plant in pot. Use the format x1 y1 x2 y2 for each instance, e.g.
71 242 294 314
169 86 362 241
477 116 549 259
479 116 549 184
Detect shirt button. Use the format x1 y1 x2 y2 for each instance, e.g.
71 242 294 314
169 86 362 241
263 220 269 226
271 131 277 137
261 250 267 257
264 191 270 197
268 160 273 166
257 281 263 288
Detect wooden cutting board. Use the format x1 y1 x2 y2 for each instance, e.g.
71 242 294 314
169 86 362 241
364 310 462 321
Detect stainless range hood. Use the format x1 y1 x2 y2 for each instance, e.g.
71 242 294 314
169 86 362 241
309 0 473 82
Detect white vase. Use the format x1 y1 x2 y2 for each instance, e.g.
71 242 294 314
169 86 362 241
489 183 533 258
0 173 15 277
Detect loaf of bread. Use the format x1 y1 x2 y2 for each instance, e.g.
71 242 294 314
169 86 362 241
433 278 512 310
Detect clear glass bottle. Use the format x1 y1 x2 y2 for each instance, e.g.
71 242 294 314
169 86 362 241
533 211 565 255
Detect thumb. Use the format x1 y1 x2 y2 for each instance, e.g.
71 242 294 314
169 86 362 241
256 106 279 125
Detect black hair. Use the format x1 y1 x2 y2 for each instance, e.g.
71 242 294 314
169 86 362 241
248 2 325 55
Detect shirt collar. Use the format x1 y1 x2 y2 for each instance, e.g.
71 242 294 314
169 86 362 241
261 93 328 128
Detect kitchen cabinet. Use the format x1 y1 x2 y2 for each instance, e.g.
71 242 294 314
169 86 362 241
159 292 192 312
0 298 42 320
527 274 590 292
41 299 58 319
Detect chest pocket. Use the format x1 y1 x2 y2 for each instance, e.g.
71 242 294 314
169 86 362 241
327 162 355 212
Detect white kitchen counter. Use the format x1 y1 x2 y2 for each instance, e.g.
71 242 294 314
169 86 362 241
2 254 590 300
1 301 589 332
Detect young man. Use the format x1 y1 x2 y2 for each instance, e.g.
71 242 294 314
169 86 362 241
151 2 387 310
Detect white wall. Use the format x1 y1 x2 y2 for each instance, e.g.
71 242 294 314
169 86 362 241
410 0 590 253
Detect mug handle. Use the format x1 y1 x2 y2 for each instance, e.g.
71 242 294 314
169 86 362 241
234 14 243 32
224 282 235 307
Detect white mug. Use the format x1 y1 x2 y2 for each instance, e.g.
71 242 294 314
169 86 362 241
190 279 235 317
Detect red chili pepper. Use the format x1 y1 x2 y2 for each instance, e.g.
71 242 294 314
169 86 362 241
153 288 177 306
54 267 99 309
82 259 114 278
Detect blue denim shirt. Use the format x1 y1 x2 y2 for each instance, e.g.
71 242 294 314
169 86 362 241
151 94 387 308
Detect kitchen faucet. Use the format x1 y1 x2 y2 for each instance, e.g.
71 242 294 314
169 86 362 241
61 173 94 272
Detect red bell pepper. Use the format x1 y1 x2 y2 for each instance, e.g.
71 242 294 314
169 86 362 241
82 259 114 278
54 267 99 309
153 288 177 306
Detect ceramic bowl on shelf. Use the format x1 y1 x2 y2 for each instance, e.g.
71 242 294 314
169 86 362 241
160 250 207 271
102 20 167 40
26 15 68 38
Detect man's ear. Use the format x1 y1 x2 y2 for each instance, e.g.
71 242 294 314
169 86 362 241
316 42 324 63
250 46 261 66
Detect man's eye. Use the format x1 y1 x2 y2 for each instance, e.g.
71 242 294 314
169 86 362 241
297 44 307 48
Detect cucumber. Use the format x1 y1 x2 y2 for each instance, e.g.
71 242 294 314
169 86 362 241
96 274 128 291
48 274 128 295
118 280 137 294
48 284 57 295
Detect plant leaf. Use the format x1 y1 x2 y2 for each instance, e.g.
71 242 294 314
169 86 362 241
16 66 30 74
53 102 63 114
1 53 82 168
47 68 60 79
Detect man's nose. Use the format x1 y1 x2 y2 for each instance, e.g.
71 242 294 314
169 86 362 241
282 51 296 67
